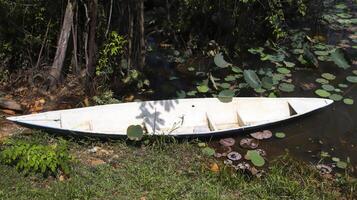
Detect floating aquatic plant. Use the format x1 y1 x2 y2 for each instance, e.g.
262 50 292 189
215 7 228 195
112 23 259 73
219 138 235 147
329 94 343 101
240 138 259 149
279 83 295 92
250 130 272 140
346 76 357 83
321 73 336 80
127 125 144 141
227 151 242 161
214 53 231 68
330 49 350 69
245 150 265 167
343 98 354 105
315 89 331 98
321 84 335 91
275 132 286 138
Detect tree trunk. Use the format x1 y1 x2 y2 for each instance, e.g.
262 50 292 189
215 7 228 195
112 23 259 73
128 1 133 70
138 0 145 70
47 0 75 90
85 0 98 94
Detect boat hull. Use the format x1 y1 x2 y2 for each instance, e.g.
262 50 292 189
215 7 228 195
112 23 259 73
7 97 333 138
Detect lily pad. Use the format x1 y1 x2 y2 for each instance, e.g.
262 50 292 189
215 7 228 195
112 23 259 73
219 83 231 89
321 73 336 80
346 76 357 83
353 70 357 75
315 78 329 84
197 85 209 93
329 94 343 101
321 84 335 91
277 67 291 74
314 51 329 56
240 138 259 149
127 125 144 141
243 70 261 89
202 147 215 156
262 76 273 90
315 89 331 98
275 132 286 138
336 161 347 169
330 49 350 69
224 75 236 82
279 83 295 92
338 84 348 88
250 130 272 140
283 61 296 68
219 138 235 147
227 151 242 161
214 53 231 68
246 150 265 167
343 98 354 105
231 66 243 73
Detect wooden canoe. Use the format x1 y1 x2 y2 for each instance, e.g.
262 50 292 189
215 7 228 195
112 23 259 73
7 97 333 138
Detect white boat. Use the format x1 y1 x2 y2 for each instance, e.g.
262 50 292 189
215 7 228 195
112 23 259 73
7 97 333 137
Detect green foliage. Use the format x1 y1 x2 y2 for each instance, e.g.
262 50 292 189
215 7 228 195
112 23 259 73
97 31 127 78
0 139 72 175
92 90 120 105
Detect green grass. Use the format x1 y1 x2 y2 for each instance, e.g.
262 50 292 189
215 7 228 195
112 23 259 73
0 132 356 200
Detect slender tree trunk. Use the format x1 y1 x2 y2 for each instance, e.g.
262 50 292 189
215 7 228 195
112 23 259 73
85 0 98 94
71 1 79 74
128 1 133 70
47 0 75 89
138 0 145 70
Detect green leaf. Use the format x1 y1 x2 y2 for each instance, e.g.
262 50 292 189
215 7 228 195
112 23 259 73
277 68 291 74
314 51 329 56
346 76 357 83
330 49 350 69
197 85 209 93
127 125 144 141
303 46 319 67
343 98 354 105
315 78 329 84
321 73 336 80
243 70 261 89
246 150 265 167
224 75 236 82
275 132 286 138
261 76 273 90
279 83 295 92
231 66 242 73
329 94 343 101
338 84 348 88
283 61 296 68
202 147 215 156
315 89 331 98
214 53 231 68
219 83 231 89
336 161 347 169
218 90 235 98
321 84 335 91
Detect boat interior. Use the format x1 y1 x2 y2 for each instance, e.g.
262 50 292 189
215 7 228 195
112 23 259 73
8 98 332 135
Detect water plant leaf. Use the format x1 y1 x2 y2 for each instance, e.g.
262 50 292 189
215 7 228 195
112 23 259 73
279 83 295 92
330 49 350 69
187 90 197 96
231 66 242 73
336 161 347 169
321 73 336 80
315 78 329 84
343 98 354 105
219 138 235 147
127 125 144 141
314 51 329 56
315 89 331 97
224 75 236 82
246 150 265 167
197 142 206 148
218 90 235 98
346 76 357 83
197 85 209 93
262 76 273 90
214 53 231 68
275 132 286 138
353 70 357 75
283 61 295 68
329 94 343 101
254 88 266 93
277 67 291 74
303 46 319 67
176 90 186 98
243 70 261 89
338 84 348 88
202 147 215 156
292 49 304 55
321 84 335 91
219 83 231 89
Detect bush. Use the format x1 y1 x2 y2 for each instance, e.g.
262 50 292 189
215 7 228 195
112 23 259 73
0 139 72 176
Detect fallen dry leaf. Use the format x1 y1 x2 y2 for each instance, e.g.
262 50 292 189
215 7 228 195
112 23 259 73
1 109 16 115
210 163 220 173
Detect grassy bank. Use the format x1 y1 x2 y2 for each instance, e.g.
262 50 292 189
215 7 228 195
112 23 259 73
0 132 356 200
